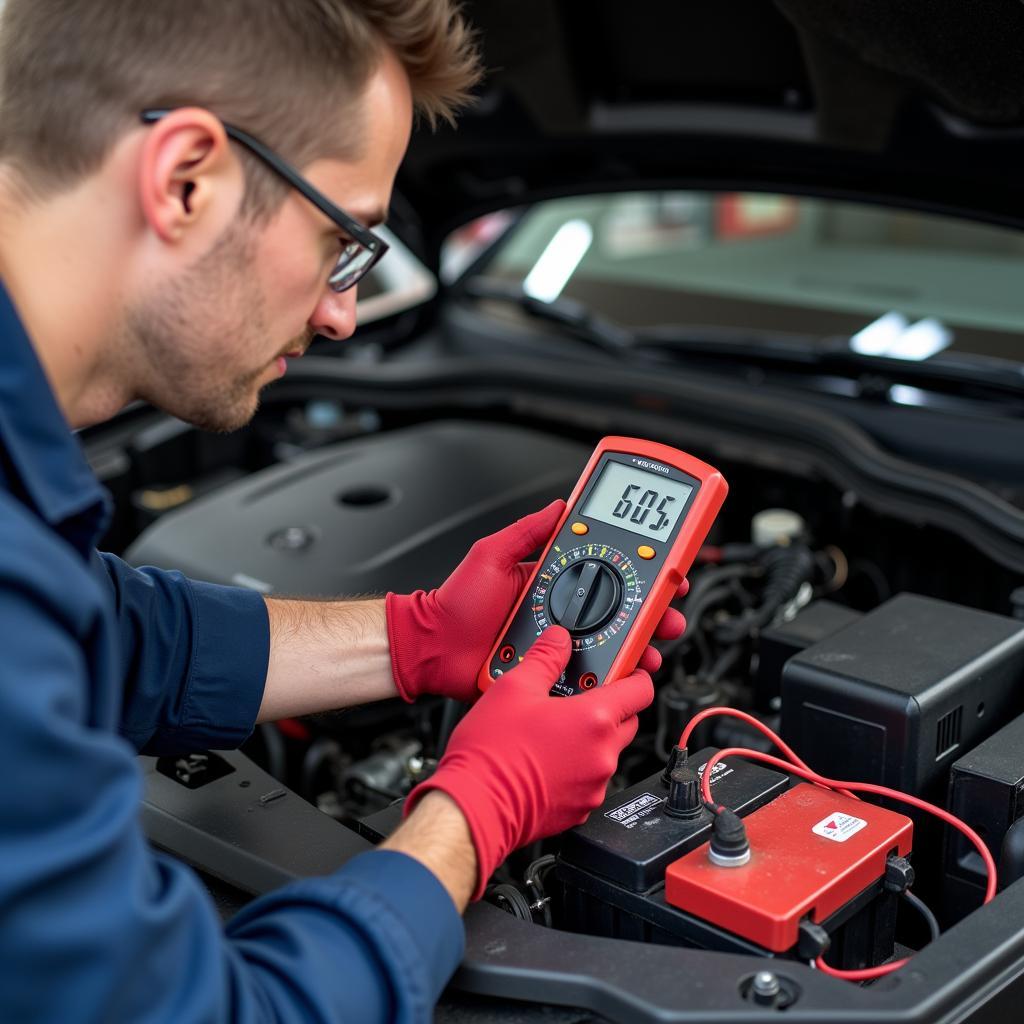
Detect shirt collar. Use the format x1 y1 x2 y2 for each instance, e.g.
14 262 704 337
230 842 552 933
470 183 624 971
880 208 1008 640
0 282 110 550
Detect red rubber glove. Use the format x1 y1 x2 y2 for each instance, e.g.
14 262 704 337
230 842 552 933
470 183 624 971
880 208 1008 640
404 626 653 899
386 500 687 703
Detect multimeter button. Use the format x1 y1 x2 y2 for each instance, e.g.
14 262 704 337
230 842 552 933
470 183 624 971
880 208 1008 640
571 522 589 535
548 559 622 636
637 545 656 560
499 645 516 663
579 673 598 689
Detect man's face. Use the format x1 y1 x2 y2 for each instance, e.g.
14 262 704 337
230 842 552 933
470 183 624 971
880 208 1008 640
128 50 413 433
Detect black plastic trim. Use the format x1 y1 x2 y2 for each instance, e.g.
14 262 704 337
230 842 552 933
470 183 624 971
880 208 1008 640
264 357 1024 573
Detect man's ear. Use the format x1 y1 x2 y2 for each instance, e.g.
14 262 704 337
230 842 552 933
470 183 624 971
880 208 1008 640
136 107 242 243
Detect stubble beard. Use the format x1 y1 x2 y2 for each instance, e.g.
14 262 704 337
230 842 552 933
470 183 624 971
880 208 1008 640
123 222 277 433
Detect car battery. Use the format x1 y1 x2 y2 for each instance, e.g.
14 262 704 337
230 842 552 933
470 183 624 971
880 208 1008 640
556 747 791 955
557 755 911 968
665 784 913 960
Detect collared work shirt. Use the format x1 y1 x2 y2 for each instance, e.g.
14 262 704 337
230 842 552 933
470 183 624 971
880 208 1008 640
0 284 463 1022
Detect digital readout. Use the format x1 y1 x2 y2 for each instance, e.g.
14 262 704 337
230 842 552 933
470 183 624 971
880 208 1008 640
580 462 693 539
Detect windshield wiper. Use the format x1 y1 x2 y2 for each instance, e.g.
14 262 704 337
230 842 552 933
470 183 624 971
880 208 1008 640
460 277 1024 402
461 277 868 378
811 343 1024 400
461 278 817 360
460 278 635 356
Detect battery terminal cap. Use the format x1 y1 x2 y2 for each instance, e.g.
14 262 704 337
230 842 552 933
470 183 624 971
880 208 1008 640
708 807 751 867
661 744 688 786
665 765 703 820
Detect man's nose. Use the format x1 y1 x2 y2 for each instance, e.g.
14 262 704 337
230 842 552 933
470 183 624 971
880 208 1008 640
308 285 358 341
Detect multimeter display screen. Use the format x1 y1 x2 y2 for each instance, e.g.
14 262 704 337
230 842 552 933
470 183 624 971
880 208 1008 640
581 462 693 539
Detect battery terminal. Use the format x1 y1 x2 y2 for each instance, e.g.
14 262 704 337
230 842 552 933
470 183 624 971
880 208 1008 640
707 807 751 867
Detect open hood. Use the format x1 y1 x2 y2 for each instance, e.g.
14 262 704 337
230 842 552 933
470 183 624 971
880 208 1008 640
397 0 1024 266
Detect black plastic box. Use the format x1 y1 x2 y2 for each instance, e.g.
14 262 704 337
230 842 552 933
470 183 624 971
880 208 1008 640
946 711 1024 921
755 599 862 710
780 593 1024 802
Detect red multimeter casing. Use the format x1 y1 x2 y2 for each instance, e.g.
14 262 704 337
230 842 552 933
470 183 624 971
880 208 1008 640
478 437 727 696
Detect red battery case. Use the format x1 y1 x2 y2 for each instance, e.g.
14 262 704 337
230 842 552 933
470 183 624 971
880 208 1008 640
664 784 914 952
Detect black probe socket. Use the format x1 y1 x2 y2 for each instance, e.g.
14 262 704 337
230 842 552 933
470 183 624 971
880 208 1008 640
665 765 703 820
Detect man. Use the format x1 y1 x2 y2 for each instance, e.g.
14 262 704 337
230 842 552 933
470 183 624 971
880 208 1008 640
0 2 685 1021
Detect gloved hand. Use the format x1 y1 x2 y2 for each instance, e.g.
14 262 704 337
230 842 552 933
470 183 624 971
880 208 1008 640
404 626 653 899
386 500 688 703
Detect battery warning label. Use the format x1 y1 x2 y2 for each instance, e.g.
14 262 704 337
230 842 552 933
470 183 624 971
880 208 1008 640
696 761 734 785
605 792 664 828
812 812 867 843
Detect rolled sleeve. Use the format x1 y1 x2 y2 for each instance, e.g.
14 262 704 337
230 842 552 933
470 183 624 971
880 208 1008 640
96 553 270 754
180 577 270 750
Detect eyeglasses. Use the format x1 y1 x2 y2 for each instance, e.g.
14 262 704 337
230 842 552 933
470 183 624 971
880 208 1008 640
140 109 389 292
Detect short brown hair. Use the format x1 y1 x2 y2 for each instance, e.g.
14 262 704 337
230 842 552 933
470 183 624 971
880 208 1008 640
0 0 481 212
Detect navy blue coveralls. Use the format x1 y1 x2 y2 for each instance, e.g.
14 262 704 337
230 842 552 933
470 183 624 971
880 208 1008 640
0 285 463 1023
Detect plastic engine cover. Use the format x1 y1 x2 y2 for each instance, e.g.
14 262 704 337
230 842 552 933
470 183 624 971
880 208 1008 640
126 421 589 595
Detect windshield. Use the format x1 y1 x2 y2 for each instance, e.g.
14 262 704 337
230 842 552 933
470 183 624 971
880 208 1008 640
462 191 1024 366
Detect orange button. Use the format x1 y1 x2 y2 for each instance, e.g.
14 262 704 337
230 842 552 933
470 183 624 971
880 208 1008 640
637 545 656 559
571 522 589 535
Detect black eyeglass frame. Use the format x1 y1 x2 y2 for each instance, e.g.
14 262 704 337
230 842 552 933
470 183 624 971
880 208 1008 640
140 108 389 292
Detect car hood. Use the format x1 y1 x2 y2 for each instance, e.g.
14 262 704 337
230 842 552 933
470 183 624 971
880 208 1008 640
396 0 1024 266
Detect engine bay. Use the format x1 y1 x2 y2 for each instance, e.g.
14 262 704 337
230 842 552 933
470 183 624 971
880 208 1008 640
86 375 1024 1022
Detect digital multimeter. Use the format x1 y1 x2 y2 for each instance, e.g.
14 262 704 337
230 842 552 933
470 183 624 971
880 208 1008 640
479 437 728 696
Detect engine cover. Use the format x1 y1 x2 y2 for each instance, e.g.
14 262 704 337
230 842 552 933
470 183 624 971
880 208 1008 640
126 421 589 595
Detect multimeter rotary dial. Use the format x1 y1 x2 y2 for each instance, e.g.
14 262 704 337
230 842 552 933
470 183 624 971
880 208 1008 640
532 544 642 645
548 560 621 635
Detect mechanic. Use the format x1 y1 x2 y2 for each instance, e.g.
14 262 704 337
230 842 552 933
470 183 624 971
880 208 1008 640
0 2 687 1022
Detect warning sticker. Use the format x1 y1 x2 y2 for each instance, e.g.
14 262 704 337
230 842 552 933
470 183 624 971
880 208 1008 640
812 812 867 843
696 760 734 786
605 792 664 829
